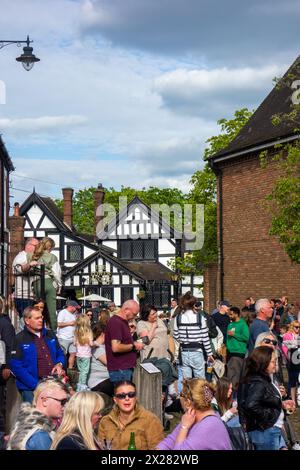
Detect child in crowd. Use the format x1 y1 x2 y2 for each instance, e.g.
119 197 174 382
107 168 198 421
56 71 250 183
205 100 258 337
74 315 95 391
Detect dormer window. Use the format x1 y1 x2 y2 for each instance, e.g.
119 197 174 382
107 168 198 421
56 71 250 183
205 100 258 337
118 239 157 261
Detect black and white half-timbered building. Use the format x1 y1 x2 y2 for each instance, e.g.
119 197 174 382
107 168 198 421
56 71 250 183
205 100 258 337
19 187 203 308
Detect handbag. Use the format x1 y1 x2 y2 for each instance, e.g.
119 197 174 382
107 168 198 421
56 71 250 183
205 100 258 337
224 424 254 450
212 358 225 379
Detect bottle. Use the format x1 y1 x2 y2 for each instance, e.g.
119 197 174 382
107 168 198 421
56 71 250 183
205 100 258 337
128 432 136 450
207 358 214 375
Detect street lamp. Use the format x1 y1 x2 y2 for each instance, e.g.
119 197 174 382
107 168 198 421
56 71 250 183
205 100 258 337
0 35 40 71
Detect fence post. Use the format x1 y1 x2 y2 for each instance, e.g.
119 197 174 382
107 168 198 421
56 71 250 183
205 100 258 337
40 264 45 300
133 363 163 422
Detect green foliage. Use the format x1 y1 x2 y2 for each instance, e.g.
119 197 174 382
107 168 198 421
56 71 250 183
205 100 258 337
185 108 253 271
204 108 253 160
263 67 300 263
56 186 187 235
265 142 300 263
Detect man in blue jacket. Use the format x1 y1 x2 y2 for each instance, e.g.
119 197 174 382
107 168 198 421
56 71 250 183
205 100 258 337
10 305 66 403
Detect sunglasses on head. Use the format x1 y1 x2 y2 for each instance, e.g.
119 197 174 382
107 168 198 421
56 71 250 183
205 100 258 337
263 338 278 346
115 391 136 400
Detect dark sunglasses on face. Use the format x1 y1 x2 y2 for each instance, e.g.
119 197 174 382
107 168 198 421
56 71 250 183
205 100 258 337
263 338 278 346
294 326 300 329
46 396 69 406
115 392 136 400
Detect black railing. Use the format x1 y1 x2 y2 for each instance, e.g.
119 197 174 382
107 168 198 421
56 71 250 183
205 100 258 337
12 264 45 301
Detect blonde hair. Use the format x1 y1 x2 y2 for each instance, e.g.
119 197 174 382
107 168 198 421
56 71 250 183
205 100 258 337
181 378 216 411
33 378 69 406
50 391 104 450
32 237 55 261
75 314 93 346
289 320 300 333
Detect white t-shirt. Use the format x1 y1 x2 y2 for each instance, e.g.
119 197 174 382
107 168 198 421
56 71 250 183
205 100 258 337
57 308 76 341
12 251 34 298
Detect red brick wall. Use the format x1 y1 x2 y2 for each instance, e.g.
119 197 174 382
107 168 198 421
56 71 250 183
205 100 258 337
204 262 219 313
218 153 300 307
8 214 25 293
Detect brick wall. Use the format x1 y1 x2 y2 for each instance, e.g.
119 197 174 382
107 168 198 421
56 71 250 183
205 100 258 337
203 262 219 313
217 153 300 307
8 211 25 292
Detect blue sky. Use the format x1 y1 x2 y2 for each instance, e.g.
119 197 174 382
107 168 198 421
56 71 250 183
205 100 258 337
0 0 299 203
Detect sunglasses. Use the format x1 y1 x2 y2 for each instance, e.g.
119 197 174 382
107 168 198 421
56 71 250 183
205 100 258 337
129 324 136 328
294 326 300 329
115 392 136 400
263 338 278 346
46 396 69 406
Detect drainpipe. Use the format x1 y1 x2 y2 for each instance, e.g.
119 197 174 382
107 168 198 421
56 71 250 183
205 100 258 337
209 160 224 301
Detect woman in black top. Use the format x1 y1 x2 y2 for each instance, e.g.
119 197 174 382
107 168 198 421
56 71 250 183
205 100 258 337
238 346 295 450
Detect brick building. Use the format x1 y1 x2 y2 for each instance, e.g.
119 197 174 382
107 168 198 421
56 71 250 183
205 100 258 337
205 56 300 310
0 136 14 297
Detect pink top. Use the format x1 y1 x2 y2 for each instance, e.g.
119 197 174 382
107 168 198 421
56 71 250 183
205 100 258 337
75 342 92 358
282 332 297 359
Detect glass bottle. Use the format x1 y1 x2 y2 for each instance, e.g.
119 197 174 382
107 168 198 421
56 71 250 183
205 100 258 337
128 432 136 450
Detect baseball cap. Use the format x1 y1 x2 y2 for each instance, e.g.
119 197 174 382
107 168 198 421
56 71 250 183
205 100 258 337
65 300 80 308
220 300 230 307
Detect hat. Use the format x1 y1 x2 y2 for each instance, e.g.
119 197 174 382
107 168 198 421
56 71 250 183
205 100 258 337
65 300 80 308
220 300 230 307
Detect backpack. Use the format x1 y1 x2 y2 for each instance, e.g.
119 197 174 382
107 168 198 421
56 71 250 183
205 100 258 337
224 424 254 450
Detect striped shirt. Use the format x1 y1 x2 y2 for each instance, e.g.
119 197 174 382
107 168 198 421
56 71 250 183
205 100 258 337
173 310 212 355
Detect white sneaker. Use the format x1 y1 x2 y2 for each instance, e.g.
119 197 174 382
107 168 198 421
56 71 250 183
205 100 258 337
292 443 300 450
164 413 174 420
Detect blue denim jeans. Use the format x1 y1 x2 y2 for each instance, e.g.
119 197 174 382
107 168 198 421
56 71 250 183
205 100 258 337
109 368 134 384
21 390 34 404
181 349 205 379
249 426 282 450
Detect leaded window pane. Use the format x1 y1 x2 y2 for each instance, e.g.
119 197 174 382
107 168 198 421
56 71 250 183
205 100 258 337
67 244 83 262
132 240 143 260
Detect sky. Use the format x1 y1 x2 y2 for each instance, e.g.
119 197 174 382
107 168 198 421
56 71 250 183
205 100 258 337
0 0 300 205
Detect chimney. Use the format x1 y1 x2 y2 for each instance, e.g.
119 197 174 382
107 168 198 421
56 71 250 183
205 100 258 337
94 183 105 239
62 187 74 228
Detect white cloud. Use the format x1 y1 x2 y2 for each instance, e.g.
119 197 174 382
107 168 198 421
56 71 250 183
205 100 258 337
0 115 87 132
10 156 196 204
153 65 286 117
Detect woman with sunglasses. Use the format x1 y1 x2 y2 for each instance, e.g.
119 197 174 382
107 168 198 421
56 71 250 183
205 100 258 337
157 378 232 450
51 391 104 450
98 381 164 450
238 346 295 450
282 321 300 404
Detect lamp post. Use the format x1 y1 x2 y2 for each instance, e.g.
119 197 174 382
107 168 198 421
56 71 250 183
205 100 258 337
0 35 40 70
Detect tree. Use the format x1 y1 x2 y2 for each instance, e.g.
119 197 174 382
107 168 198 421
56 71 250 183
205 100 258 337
180 108 253 272
56 186 187 235
266 143 300 263
261 67 300 263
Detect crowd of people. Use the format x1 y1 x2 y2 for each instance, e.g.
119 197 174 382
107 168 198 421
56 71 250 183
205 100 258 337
0 237 300 450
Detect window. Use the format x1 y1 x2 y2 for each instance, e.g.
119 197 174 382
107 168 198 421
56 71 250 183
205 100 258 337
119 240 157 261
121 287 133 304
101 287 114 302
144 282 170 309
67 244 83 262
